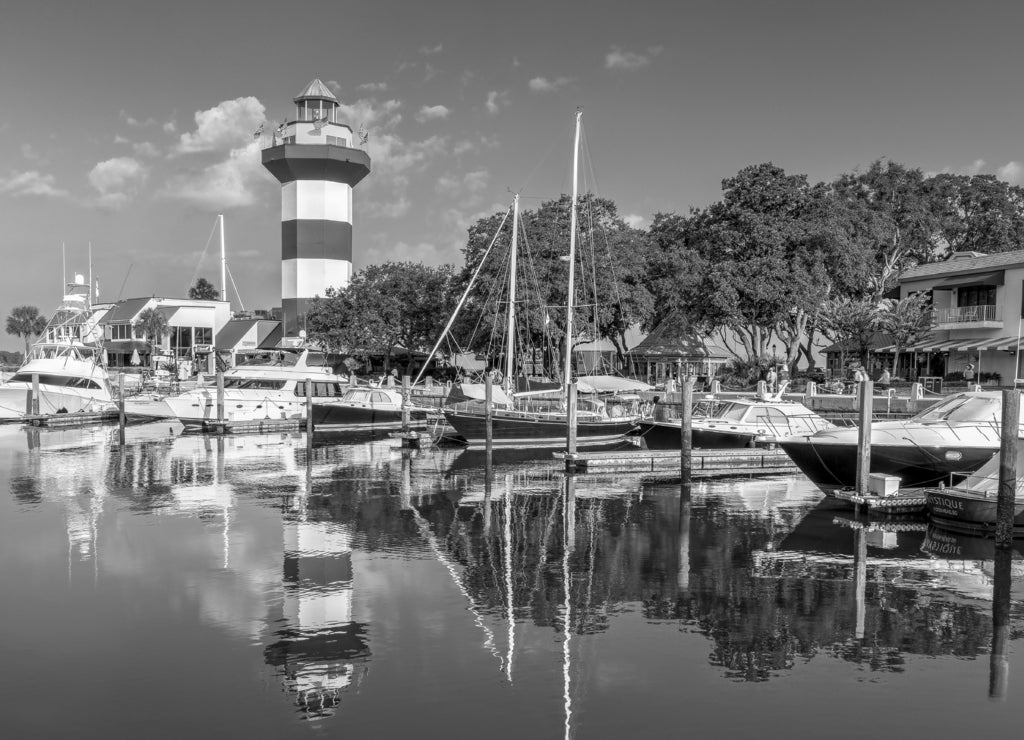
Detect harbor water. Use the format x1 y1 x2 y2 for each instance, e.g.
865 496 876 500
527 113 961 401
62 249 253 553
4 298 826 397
1 423 1022 739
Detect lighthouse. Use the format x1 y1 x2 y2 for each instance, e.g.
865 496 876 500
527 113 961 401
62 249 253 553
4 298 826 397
262 79 372 335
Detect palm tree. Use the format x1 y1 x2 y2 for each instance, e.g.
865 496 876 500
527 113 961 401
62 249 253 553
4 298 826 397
5 306 48 357
188 277 220 300
134 307 169 350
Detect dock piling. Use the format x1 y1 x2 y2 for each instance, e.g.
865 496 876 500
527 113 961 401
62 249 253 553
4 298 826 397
567 381 578 456
118 373 126 445
31 374 40 416
855 379 873 496
216 370 225 423
680 377 694 482
402 375 411 433
305 377 313 438
485 373 493 463
995 389 1019 548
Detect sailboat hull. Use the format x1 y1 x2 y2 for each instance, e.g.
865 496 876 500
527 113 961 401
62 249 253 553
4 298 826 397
443 408 637 449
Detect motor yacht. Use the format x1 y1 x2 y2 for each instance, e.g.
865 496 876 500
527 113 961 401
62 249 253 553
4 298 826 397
163 347 348 428
312 384 430 429
0 281 114 419
779 391 1014 492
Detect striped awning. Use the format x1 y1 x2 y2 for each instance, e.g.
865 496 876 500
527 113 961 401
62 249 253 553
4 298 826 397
908 338 963 352
953 337 1020 351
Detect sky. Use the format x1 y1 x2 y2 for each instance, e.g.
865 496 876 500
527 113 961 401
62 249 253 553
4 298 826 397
3 0 1024 350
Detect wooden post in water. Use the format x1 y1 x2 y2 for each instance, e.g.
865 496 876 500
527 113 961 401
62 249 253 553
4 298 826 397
118 373 126 444
680 376 694 483
216 370 225 425
401 375 411 433
566 381 578 457
990 545 1013 700
485 373 494 462
995 389 1020 548
305 377 313 438
855 379 873 496
31 373 40 416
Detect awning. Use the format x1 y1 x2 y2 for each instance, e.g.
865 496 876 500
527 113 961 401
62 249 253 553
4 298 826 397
908 338 963 352
933 270 1004 289
955 337 1018 351
103 340 151 353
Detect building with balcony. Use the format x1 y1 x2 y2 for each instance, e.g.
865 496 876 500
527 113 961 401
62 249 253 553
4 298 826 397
895 250 1024 383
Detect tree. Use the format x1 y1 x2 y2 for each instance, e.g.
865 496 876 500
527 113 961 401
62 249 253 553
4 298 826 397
188 277 220 300
5 305 48 357
134 307 169 348
925 173 1024 255
305 262 458 374
816 297 882 371
878 293 934 380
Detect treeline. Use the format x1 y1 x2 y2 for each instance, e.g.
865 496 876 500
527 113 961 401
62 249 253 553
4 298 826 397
306 159 1024 373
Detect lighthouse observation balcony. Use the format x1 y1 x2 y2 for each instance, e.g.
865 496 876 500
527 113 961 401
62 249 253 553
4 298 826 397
262 142 371 186
932 304 1002 329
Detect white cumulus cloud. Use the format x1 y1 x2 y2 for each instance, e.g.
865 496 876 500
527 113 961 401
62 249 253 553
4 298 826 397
159 142 270 210
336 98 402 130
358 81 388 92
997 161 1023 185
485 90 509 115
529 76 571 93
88 156 147 207
605 46 660 71
0 170 67 198
416 104 451 123
420 43 443 55
176 97 266 154
623 214 646 229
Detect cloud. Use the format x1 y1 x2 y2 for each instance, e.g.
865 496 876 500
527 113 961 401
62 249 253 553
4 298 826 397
436 169 489 199
623 214 646 229
0 170 67 198
385 241 452 266
176 96 266 154
997 161 1023 185
120 110 157 127
364 196 411 219
326 80 342 94
464 169 488 193
162 121 176 134
336 98 402 130
358 81 388 92
159 141 270 210
133 141 160 158
605 45 661 71
88 156 147 207
485 90 509 115
420 43 443 55
366 133 446 175
529 76 571 93
20 143 39 160
415 104 450 123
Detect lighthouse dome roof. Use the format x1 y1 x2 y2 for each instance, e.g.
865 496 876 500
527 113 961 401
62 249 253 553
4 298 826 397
294 78 339 104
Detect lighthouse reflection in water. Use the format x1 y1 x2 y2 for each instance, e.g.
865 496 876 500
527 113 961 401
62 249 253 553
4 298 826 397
1 423 1023 739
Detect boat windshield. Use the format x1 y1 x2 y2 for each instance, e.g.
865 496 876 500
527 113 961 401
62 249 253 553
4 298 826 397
222 378 287 390
712 403 750 422
913 395 1001 423
235 351 301 367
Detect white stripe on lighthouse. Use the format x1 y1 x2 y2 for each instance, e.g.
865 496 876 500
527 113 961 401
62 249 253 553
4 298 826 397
281 259 352 300
281 180 353 223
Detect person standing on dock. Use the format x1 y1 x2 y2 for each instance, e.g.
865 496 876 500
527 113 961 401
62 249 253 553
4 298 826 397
877 367 891 390
766 366 778 393
964 363 975 384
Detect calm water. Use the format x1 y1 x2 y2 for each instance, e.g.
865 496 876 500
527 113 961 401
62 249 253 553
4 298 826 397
1 423 1022 739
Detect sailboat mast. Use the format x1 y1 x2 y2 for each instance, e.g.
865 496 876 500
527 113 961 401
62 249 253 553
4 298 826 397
504 194 519 395
219 214 227 308
562 110 582 395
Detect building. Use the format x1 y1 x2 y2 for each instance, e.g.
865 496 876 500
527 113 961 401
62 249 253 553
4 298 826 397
213 317 283 367
262 78 372 336
895 250 1024 384
95 296 230 372
629 312 729 383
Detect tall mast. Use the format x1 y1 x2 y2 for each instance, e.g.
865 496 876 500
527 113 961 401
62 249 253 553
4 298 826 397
62 242 66 293
219 214 227 308
504 194 519 396
88 242 93 308
562 110 582 396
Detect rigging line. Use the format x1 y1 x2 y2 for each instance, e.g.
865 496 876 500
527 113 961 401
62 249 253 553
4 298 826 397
414 205 512 385
184 217 219 296
116 264 133 301
225 264 246 311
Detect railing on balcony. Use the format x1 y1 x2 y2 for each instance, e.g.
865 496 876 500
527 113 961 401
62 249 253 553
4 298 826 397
932 304 1002 324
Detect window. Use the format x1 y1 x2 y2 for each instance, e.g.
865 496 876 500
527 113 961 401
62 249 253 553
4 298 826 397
10 373 101 389
223 378 286 390
109 324 131 340
371 392 390 405
195 327 212 345
958 285 996 307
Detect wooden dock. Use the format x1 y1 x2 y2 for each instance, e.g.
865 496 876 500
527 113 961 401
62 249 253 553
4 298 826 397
557 447 798 478
201 418 303 434
22 410 119 427
831 488 928 515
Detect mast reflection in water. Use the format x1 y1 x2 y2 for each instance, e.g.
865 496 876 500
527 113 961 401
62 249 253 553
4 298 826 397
2 423 1024 739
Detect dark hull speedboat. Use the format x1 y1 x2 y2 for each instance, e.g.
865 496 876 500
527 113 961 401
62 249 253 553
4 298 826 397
924 440 1024 537
639 422 757 449
780 391 1012 493
443 408 637 449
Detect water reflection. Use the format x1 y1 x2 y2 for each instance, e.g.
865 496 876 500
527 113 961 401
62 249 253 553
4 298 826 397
3 424 1024 737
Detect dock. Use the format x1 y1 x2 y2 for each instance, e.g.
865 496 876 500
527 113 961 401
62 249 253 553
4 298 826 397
22 410 119 427
831 488 928 515
201 418 303 434
558 447 798 478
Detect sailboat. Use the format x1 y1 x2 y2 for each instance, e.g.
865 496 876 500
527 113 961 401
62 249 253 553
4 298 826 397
442 111 644 449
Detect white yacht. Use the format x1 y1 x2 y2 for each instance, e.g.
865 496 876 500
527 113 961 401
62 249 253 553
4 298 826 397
163 347 349 428
0 280 114 419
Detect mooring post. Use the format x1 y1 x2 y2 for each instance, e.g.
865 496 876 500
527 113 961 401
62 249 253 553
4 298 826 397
31 373 40 416
855 379 874 496
989 545 1013 700
118 373 126 444
680 376 694 483
216 370 225 426
678 482 691 592
402 375 411 433
485 373 494 463
995 389 1019 548
305 377 313 438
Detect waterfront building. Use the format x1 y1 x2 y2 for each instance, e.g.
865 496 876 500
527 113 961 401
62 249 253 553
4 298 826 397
262 79 372 336
891 249 1024 384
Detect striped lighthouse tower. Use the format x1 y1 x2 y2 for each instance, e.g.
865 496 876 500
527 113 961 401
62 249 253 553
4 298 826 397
262 79 372 335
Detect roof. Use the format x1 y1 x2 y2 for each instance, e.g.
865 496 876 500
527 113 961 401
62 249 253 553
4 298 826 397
901 250 1024 282
215 319 282 350
294 78 338 104
101 297 151 323
820 332 893 354
629 312 728 360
